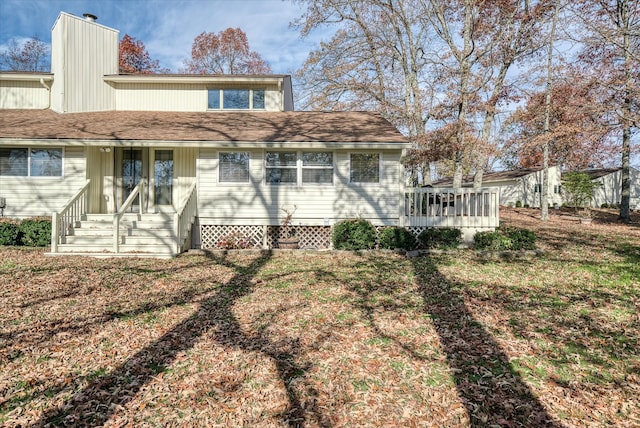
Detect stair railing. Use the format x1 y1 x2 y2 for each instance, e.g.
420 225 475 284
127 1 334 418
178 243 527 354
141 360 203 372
174 181 198 254
113 179 145 253
51 180 91 253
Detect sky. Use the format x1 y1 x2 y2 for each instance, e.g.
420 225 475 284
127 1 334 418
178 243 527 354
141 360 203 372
0 0 325 74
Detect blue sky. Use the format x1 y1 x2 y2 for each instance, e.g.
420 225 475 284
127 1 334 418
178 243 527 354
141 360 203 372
0 0 323 73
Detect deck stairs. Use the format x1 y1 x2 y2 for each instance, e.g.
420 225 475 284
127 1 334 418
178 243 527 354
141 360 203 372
53 213 181 257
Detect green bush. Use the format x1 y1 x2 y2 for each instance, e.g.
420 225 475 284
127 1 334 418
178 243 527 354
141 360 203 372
601 203 609 209
515 200 522 208
474 227 537 251
332 219 377 250
378 227 417 251
417 227 461 249
20 218 52 247
474 230 512 251
502 227 537 250
0 221 21 246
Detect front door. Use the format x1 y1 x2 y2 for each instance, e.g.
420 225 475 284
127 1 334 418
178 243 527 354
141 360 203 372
117 148 148 212
116 148 175 213
153 149 174 211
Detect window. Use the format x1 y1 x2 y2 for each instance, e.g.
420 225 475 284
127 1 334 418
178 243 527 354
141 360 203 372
265 151 334 185
0 148 62 177
266 151 297 184
208 89 266 110
302 152 333 184
350 153 380 183
219 152 250 183
534 183 542 193
554 185 562 194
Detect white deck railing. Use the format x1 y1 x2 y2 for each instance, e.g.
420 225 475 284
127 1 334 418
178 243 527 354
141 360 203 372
174 181 198 254
113 179 145 253
402 187 499 229
51 180 91 252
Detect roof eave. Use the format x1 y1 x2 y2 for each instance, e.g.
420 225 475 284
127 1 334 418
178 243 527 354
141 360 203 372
0 138 411 150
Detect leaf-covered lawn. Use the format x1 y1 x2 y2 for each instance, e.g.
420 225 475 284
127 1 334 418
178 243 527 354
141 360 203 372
1 208 639 427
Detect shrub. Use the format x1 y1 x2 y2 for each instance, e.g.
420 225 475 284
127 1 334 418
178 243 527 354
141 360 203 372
474 227 537 251
378 227 417 251
0 221 21 246
332 219 377 250
503 226 537 250
417 227 461 249
515 200 522 208
20 218 52 247
601 203 609 209
474 230 512 251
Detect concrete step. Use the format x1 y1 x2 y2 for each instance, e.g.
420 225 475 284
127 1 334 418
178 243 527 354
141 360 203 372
55 243 176 255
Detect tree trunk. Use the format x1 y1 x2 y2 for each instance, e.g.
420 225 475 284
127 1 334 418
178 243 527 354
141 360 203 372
619 0 631 222
541 0 560 222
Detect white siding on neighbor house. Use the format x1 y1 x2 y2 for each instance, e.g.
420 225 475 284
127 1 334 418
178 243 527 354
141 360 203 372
0 146 86 218
591 168 640 209
196 149 403 226
112 83 283 112
51 13 118 113
489 166 562 207
0 81 50 109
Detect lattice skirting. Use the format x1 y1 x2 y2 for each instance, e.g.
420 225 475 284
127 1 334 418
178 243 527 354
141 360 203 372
199 224 332 250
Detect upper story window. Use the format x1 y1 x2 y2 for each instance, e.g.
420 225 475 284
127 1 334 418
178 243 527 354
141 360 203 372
0 148 63 177
219 152 250 183
208 89 266 110
350 153 380 183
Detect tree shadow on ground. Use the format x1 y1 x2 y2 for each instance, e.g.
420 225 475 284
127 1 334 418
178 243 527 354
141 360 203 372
412 254 563 427
37 251 323 427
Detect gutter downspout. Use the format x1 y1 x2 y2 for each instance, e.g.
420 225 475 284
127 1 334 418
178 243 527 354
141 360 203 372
39 78 51 109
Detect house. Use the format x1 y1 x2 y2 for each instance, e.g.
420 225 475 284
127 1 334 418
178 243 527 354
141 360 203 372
1 12 502 256
0 12 415 256
433 166 563 208
573 167 640 209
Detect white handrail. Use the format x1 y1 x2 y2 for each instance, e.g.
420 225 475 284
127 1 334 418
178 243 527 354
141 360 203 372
113 179 145 253
51 180 91 252
174 181 198 254
403 187 499 228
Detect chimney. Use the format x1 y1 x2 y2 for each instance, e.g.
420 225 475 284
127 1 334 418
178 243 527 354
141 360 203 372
83 13 98 22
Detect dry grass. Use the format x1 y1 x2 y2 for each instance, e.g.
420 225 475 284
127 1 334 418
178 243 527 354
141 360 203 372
1 207 639 427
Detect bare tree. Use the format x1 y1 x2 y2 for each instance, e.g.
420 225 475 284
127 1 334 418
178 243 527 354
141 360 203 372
572 0 640 221
183 28 271 74
0 36 49 72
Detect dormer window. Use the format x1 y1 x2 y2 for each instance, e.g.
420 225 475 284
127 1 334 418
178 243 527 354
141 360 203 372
208 89 265 110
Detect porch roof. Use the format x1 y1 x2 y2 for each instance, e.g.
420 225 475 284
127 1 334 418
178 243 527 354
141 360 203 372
0 109 410 147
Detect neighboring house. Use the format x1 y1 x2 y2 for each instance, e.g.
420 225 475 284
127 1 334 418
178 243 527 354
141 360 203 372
573 167 640 209
433 166 563 208
0 12 413 255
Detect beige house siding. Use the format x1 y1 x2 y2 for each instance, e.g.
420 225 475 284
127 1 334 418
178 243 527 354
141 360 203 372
112 83 283 112
0 80 50 109
51 12 118 113
0 146 86 218
196 149 403 227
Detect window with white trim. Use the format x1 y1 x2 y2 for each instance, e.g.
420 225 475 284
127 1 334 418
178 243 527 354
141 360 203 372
266 151 297 184
208 89 266 110
350 153 380 183
219 152 250 183
0 148 62 177
302 152 333 184
265 151 334 185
